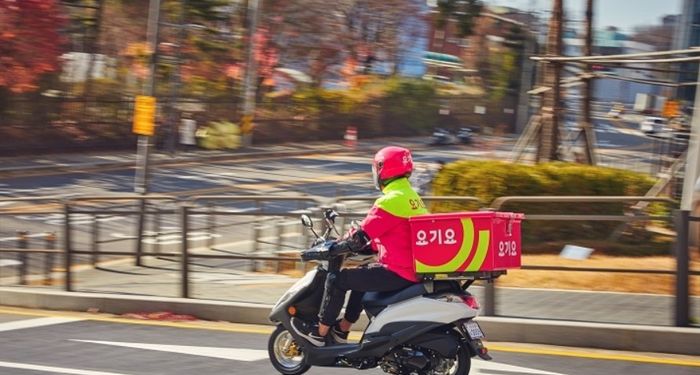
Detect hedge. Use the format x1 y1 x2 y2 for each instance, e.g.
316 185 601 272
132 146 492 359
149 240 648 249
431 161 672 254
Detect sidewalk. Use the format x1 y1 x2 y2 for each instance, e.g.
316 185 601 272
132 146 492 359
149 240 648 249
2 255 697 327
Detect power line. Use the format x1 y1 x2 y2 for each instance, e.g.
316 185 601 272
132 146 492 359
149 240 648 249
532 47 700 62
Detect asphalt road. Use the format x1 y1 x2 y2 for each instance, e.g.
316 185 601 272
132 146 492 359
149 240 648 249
0 308 698 375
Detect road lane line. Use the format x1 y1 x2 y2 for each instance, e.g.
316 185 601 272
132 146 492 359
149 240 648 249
0 361 133 375
71 340 268 362
488 344 700 368
1 307 698 368
471 360 563 374
0 259 22 267
0 317 83 332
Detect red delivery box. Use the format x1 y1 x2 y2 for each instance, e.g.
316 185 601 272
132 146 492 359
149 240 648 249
409 211 524 279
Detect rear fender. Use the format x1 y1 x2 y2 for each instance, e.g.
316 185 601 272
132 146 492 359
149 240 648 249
404 327 460 358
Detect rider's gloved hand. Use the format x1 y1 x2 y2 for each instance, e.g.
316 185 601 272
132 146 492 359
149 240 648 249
301 247 329 261
355 242 375 256
332 229 371 256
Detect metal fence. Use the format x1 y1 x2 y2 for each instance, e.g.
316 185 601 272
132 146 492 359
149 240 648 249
0 193 696 326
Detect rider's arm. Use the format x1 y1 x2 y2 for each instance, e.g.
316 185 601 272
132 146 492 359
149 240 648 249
359 205 402 240
331 228 370 254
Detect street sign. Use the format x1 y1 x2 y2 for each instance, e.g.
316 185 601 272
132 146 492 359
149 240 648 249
133 95 156 136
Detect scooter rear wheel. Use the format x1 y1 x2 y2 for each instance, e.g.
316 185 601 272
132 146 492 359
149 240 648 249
268 325 311 375
431 344 471 375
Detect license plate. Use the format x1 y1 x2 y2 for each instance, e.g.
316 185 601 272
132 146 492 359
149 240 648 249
463 321 485 339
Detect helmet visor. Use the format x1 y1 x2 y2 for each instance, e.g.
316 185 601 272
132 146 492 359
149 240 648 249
372 164 381 191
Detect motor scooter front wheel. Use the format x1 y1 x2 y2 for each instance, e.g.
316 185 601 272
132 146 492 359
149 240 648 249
268 325 311 375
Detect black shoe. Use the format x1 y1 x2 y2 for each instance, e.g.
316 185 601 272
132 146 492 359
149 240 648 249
290 318 325 347
330 325 349 344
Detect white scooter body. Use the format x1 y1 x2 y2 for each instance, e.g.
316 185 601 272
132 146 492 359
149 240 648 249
364 293 479 335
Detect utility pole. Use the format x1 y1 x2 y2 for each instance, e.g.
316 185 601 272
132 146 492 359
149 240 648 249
677 62 700 327
136 0 161 195
241 0 261 147
514 2 537 134
166 0 188 155
537 0 563 162
82 0 105 114
580 0 597 164
134 0 161 266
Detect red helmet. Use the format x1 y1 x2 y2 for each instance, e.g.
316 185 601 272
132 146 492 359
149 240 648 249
372 146 414 190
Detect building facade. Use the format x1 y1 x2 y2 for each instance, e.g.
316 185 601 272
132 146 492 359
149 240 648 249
563 27 660 105
672 0 700 103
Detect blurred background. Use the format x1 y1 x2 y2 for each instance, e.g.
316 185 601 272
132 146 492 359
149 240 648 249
0 2 699 373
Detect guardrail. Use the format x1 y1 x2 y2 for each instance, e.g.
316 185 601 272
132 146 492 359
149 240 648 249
0 193 695 326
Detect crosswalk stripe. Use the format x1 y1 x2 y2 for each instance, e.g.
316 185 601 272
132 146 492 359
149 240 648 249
71 340 269 362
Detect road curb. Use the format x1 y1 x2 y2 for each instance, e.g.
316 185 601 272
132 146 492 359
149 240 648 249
1 287 698 356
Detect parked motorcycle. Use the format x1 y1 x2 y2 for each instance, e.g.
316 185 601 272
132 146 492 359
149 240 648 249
430 128 473 145
456 128 473 145
267 209 492 375
429 128 458 146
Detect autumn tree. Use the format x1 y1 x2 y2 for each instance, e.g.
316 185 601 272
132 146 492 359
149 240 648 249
157 0 249 96
0 0 66 94
262 0 425 87
436 0 483 38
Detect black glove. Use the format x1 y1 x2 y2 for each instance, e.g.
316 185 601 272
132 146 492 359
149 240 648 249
332 229 371 255
301 247 329 261
355 242 375 256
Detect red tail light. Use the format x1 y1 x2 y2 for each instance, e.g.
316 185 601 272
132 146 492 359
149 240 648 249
461 295 480 310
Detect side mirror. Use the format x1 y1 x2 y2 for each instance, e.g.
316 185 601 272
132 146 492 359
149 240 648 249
301 214 313 228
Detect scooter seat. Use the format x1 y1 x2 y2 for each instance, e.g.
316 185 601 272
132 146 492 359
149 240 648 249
363 283 428 310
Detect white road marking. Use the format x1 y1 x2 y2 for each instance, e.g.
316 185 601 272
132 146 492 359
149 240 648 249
472 359 565 374
216 207 259 213
70 340 269 362
301 162 346 169
0 361 134 375
110 231 222 245
0 317 83 332
0 259 22 267
0 232 51 242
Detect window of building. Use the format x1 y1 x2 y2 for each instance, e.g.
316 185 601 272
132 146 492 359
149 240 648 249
435 30 445 39
691 25 700 47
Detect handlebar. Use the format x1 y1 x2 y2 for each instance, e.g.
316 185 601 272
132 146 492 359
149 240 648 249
300 240 354 262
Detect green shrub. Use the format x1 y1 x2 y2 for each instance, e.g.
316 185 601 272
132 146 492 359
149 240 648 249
431 161 673 253
196 121 241 150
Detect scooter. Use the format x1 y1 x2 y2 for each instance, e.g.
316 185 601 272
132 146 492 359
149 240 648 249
456 128 473 145
267 209 492 375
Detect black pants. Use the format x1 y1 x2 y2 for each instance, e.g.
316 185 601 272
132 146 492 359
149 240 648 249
319 264 414 326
